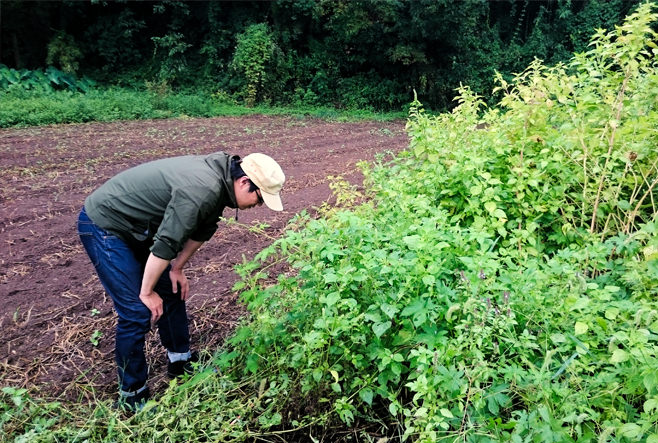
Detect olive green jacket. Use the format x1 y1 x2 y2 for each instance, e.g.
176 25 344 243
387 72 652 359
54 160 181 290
84 152 238 260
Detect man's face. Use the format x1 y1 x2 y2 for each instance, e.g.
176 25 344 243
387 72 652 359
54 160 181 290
235 176 263 210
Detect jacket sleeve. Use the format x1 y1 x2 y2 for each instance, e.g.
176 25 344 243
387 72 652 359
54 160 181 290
150 187 212 260
189 219 218 243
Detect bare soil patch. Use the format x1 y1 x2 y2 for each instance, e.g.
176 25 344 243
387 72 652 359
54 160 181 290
0 115 407 403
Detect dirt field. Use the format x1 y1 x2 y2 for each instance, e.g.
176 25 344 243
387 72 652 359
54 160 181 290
0 115 407 403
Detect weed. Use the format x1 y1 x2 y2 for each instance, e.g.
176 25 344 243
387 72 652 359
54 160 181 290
89 330 103 347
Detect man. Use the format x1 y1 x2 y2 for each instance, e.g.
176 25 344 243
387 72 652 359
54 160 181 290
77 152 285 411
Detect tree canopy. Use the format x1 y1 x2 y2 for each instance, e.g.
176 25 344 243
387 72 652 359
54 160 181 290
0 0 642 110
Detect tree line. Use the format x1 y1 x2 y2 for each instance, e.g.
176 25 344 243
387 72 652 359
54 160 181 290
0 0 641 111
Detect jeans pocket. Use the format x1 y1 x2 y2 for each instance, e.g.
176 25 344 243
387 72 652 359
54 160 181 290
77 221 94 236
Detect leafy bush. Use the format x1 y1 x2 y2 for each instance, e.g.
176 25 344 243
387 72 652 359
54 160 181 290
151 32 192 86
46 32 83 74
216 4 658 441
230 23 276 107
336 72 407 110
0 86 400 128
0 65 94 93
0 89 156 127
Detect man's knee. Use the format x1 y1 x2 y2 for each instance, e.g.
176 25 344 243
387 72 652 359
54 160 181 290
116 306 151 335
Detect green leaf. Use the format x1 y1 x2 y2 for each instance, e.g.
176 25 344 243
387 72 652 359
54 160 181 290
359 388 374 406
321 292 341 306
372 321 391 338
644 399 658 413
445 304 460 322
550 333 566 343
619 423 641 439
610 349 628 364
618 199 631 210
574 322 588 335
470 184 483 195
323 272 338 283
246 354 259 373
403 235 422 249
484 201 497 213
401 298 425 317
381 303 400 319
440 408 454 418
389 402 398 416
644 372 658 392
487 395 500 415
365 311 382 323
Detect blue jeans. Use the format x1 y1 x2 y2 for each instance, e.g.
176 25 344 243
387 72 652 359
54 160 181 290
77 207 189 392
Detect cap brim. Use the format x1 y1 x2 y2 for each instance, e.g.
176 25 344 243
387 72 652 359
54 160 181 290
261 191 283 211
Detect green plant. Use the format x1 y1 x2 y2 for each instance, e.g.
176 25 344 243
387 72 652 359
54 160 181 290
1 387 62 439
46 32 83 75
219 4 658 441
90 330 103 347
0 65 93 93
151 32 192 86
1 0 641 111
0 85 401 128
230 23 276 107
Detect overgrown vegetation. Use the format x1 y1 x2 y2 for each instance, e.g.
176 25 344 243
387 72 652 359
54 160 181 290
3 4 658 442
218 6 658 440
0 65 94 93
230 23 277 107
0 73 403 128
1 0 642 111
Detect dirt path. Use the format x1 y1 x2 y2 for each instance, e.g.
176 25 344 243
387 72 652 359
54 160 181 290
0 115 407 402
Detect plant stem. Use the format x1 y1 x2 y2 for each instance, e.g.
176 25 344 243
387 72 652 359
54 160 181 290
590 72 629 234
625 173 658 233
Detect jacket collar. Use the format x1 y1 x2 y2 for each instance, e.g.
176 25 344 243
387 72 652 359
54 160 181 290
204 152 238 208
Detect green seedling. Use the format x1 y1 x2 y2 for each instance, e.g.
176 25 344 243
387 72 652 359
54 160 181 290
90 330 103 346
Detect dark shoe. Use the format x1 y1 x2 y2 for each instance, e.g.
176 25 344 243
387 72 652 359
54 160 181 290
167 351 199 378
114 386 150 413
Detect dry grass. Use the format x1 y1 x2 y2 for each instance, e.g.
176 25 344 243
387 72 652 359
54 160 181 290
0 288 245 405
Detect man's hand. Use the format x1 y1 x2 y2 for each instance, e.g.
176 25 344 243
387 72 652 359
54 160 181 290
169 267 190 301
139 290 164 327
169 239 203 301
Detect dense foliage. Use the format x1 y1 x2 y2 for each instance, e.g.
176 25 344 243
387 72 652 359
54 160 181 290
0 0 642 111
2 4 658 442
223 6 658 440
0 70 401 128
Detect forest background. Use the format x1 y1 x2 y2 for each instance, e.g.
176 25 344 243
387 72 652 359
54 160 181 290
0 0 643 116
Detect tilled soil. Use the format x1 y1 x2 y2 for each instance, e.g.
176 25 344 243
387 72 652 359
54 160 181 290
0 115 407 403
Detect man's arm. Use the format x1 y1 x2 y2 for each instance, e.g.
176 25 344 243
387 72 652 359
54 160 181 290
169 239 204 301
139 239 204 325
140 253 171 326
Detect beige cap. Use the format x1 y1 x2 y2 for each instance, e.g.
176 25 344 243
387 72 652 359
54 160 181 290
241 153 285 211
